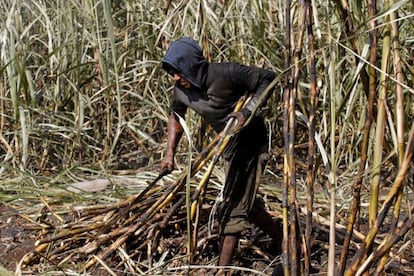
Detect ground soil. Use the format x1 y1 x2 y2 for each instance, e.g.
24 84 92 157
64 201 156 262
1 189 413 275
0 204 36 272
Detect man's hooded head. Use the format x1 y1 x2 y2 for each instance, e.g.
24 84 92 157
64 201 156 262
162 37 208 89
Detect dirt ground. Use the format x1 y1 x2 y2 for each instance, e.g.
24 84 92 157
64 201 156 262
0 202 308 275
1 200 413 275
0 204 36 272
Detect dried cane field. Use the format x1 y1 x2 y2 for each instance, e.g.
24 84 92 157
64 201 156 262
1 0 414 275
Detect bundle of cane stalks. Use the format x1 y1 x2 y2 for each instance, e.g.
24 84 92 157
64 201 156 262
21 169 226 275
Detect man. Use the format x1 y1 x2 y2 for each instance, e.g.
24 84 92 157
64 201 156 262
160 37 282 271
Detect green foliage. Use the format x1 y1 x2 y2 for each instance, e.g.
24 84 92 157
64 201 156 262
0 0 412 186
0 0 282 176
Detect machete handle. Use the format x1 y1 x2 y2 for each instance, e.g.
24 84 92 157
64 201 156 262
159 167 171 178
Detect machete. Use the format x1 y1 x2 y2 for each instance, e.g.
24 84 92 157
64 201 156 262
121 167 170 217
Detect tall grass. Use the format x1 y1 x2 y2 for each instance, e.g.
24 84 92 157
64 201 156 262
0 0 413 274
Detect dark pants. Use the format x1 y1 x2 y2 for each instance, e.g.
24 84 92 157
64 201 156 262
219 117 268 235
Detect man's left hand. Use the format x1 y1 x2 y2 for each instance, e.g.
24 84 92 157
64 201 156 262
226 109 251 132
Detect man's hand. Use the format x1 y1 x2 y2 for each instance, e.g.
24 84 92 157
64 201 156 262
226 108 251 132
160 154 174 174
161 112 183 174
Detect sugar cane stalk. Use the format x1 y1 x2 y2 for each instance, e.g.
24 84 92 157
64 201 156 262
282 1 292 274
337 0 378 273
377 0 405 271
304 0 317 274
345 121 414 275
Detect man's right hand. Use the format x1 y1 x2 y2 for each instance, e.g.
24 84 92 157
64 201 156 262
160 154 174 174
161 111 183 175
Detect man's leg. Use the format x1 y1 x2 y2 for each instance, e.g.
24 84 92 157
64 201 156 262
249 201 283 255
217 117 267 272
218 234 240 266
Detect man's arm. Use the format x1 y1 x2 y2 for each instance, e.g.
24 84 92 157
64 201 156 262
228 64 276 130
160 111 184 173
243 67 276 114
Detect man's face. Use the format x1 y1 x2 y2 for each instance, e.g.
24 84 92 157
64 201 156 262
173 73 191 89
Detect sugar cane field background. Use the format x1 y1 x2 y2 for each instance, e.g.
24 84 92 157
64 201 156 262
0 0 414 275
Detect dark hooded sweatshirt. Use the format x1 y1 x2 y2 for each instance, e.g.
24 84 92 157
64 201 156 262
162 37 275 133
